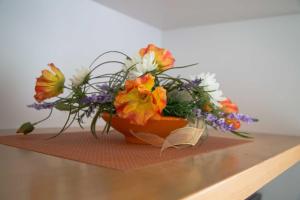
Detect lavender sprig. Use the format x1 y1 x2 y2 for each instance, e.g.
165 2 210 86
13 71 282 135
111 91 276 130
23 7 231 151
193 108 257 132
227 113 257 123
81 94 112 104
97 84 112 92
205 113 235 131
28 102 55 110
79 104 97 123
81 84 113 104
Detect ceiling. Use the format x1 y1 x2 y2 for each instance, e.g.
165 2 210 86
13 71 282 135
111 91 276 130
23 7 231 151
94 0 300 30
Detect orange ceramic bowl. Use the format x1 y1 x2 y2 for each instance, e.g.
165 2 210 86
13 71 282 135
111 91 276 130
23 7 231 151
102 113 188 144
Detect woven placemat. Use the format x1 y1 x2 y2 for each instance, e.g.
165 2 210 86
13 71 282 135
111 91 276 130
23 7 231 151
0 131 250 170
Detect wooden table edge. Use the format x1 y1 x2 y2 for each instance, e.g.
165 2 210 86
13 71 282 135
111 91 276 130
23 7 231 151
184 144 300 200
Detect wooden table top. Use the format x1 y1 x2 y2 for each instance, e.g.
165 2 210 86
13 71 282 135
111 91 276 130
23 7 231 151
0 128 299 200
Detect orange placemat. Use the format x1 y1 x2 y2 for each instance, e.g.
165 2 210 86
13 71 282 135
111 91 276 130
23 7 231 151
0 132 250 170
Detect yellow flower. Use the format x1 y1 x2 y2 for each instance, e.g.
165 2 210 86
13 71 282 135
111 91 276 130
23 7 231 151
139 44 175 71
114 73 167 125
34 63 65 102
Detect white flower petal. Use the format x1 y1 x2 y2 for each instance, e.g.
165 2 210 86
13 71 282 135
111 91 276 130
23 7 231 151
124 52 157 79
190 72 225 107
70 67 90 87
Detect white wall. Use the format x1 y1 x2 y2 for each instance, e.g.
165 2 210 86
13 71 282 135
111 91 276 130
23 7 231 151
1 2 299 199
163 14 300 200
0 0 161 130
163 14 300 136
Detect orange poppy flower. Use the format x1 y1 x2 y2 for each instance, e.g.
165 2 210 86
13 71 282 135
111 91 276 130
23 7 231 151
220 98 239 113
114 73 167 125
139 44 175 71
34 63 65 102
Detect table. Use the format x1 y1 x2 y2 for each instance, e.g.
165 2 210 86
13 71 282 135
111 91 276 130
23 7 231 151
0 128 299 200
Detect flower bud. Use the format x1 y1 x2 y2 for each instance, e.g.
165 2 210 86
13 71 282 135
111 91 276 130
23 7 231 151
16 122 35 135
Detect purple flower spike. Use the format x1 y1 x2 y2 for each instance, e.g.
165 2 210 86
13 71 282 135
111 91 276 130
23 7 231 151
81 93 113 104
200 112 236 132
215 118 234 131
227 113 255 124
97 84 111 92
206 113 218 122
28 102 55 110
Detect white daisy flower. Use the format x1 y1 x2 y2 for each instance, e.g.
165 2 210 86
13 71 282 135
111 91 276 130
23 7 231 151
124 52 157 79
70 67 90 87
191 72 225 107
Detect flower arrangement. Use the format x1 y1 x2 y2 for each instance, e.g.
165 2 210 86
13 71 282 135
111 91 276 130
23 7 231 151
17 44 257 143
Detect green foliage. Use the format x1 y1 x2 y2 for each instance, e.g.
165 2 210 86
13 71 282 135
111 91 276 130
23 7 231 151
163 98 195 119
55 102 77 111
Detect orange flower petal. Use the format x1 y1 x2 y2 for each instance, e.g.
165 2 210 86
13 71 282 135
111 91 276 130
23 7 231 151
220 98 239 113
225 118 241 130
114 88 156 125
124 79 136 92
41 70 56 81
152 86 167 113
34 63 65 102
124 73 155 92
48 63 64 80
139 44 175 71
136 73 155 92
114 73 167 125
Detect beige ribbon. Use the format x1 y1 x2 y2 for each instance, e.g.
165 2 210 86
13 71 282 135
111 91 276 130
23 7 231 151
130 119 207 152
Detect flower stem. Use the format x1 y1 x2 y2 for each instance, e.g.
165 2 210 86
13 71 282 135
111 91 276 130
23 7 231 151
32 108 53 125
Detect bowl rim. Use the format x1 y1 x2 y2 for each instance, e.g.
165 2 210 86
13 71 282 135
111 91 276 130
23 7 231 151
101 112 188 122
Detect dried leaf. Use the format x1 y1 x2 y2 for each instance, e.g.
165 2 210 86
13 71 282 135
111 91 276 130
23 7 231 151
129 119 206 153
130 131 165 147
161 126 206 152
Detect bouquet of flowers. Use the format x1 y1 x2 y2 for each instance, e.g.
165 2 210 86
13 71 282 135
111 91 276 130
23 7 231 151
17 44 257 143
